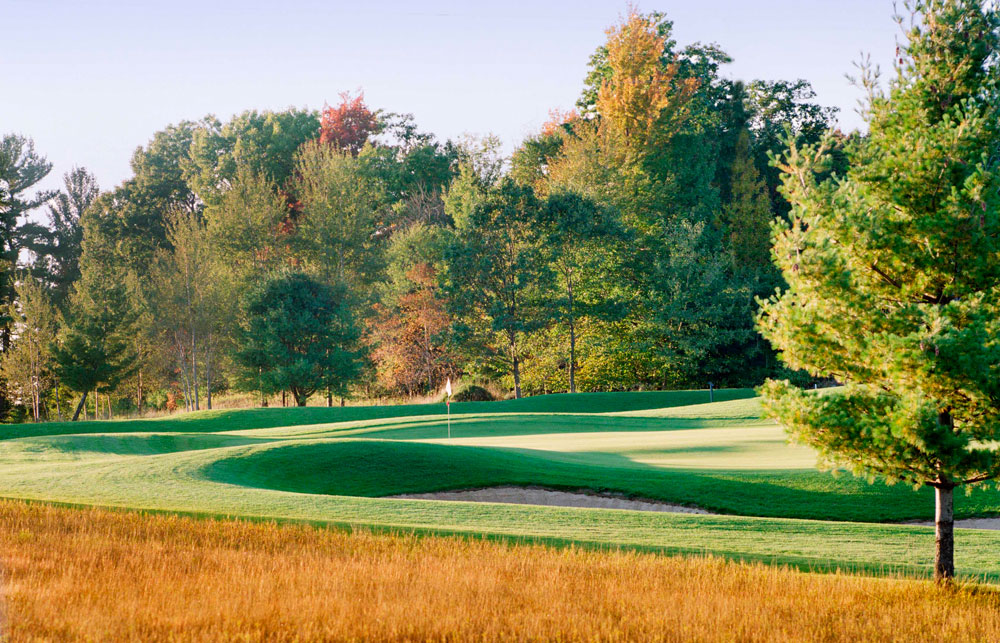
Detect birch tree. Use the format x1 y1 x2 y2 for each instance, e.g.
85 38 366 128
1 275 57 421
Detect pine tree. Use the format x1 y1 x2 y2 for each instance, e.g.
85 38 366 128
34 167 98 310
52 256 139 421
759 0 1000 581
720 129 773 273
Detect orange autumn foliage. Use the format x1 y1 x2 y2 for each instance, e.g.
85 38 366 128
369 262 456 395
596 10 698 158
540 108 580 137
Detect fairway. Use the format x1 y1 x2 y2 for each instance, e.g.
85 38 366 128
4 389 1000 580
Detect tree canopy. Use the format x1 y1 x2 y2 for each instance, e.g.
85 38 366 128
759 0 1000 581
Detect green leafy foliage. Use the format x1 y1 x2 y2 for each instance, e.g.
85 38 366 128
443 179 553 398
235 271 361 406
51 257 138 421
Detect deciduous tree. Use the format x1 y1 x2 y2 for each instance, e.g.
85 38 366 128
319 91 380 157
235 271 361 406
294 141 385 292
1 275 57 421
369 224 455 396
443 179 552 398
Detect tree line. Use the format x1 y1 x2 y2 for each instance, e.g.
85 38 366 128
0 10 841 421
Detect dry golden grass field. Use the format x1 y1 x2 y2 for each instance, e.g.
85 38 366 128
1 500 999 642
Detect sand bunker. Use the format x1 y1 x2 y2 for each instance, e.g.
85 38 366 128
910 517 1000 530
391 486 713 514
392 486 1000 529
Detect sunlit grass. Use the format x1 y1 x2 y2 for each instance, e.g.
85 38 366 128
3 390 1000 579
3 500 999 641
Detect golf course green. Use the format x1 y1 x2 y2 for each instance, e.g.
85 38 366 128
4 388 1000 580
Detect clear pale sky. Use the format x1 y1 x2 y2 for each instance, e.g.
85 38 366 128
2 0 901 196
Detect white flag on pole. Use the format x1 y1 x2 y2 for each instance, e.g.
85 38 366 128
445 378 452 398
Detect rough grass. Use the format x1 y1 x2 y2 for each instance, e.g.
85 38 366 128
3 500 1000 642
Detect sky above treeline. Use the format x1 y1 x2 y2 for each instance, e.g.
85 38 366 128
3 0 900 196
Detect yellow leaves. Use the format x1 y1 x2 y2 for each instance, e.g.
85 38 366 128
596 10 696 159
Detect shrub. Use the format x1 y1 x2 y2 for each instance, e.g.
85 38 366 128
452 385 495 402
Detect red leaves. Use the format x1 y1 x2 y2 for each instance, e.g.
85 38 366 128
319 91 379 156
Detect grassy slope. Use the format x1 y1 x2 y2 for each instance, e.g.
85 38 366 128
3 389 1000 579
0 389 755 439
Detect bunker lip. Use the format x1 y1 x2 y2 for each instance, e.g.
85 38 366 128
388 486 714 514
390 486 1000 530
906 517 1000 530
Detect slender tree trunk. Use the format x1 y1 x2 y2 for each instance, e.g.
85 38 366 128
177 341 190 413
204 344 212 410
71 390 89 422
282 391 286 407
137 371 143 416
935 484 955 582
108 394 113 420
512 345 522 400
327 385 332 407
192 328 199 411
94 390 99 421
55 379 62 423
568 273 576 394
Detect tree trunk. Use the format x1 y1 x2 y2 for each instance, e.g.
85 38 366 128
567 271 576 395
512 352 522 400
71 391 88 422
282 391 286 407
55 379 62 423
137 371 143 416
327 386 332 407
204 346 212 410
935 485 955 582
179 343 191 413
191 328 199 411
568 317 576 395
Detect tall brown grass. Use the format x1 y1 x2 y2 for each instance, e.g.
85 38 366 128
1 500 999 641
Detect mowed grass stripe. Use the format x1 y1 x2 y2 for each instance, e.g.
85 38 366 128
0 388 757 440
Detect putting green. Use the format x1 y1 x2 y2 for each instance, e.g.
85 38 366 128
3 389 1000 580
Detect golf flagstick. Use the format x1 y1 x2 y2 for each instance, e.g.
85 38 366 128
445 378 452 439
